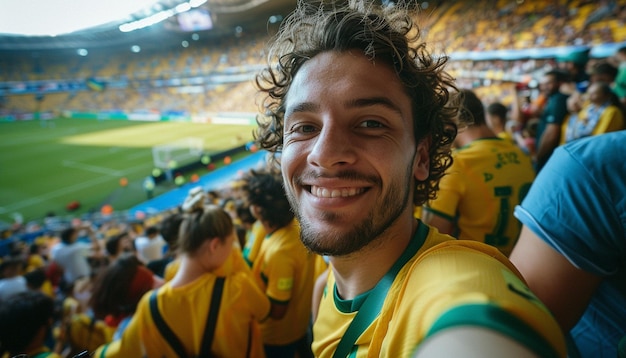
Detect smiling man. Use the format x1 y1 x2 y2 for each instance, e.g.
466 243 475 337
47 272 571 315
254 1 566 357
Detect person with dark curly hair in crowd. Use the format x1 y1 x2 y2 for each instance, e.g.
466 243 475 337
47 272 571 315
0 290 61 357
243 170 318 358
254 1 566 356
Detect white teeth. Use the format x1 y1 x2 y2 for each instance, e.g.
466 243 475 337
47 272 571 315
311 186 363 198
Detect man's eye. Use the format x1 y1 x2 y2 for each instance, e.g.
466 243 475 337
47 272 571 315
290 124 317 134
300 125 317 132
359 120 384 128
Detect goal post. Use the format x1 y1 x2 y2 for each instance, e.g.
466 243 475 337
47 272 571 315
152 137 205 170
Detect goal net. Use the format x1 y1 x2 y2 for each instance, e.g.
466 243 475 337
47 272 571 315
152 137 205 170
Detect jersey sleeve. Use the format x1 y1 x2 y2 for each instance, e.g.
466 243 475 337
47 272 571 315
514 141 625 275
546 94 569 125
95 304 146 358
263 247 296 304
400 241 566 358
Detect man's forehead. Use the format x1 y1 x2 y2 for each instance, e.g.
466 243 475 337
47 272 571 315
285 52 407 108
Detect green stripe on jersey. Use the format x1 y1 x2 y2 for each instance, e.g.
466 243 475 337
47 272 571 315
425 304 559 358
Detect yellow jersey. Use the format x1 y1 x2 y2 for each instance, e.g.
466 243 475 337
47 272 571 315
252 219 316 346
96 271 269 358
243 220 266 267
163 244 251 282
561 104 625 144
425 138 535 256
312 222 566 357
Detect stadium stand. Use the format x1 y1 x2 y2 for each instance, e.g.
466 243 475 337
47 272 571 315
2 0 626 269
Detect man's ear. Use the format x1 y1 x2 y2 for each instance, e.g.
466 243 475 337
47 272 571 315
208 237 221 253
197 238 217 257
413 138 430 181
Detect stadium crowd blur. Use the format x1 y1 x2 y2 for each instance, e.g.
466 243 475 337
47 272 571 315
2 0 626 117
2 0 626 356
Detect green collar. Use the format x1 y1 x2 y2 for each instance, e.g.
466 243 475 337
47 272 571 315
332 221 430 358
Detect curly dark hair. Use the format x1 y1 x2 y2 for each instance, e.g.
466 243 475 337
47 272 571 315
254 0 457 206
243 169 294 229
457 89 486 126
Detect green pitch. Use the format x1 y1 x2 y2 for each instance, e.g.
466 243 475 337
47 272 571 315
0 118 257 224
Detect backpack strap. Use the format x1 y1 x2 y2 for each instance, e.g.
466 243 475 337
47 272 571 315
149 277 226 358
199 277 226 357
149 290 188 358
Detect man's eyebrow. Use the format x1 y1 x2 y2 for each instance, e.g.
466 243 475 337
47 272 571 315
345 97 404 117
285 97 404 118
285 102 319 118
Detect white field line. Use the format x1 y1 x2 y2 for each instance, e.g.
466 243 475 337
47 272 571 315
125 151 151 160
61 160 124 176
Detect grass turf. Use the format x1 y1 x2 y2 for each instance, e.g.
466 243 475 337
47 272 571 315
0 118 257 224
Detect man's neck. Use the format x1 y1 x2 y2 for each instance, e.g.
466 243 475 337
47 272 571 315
329 214 418 300
455 125 497 147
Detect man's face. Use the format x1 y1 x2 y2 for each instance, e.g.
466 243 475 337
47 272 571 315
539 74 559 95
587 83 606 105
280 51 429 256
120 235 132 252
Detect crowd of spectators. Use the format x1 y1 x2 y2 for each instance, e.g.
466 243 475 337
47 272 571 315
2 0 626 116
0 165 327 357
420 0 626 53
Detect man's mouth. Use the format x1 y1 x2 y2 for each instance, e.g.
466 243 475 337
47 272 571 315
309 185 366 198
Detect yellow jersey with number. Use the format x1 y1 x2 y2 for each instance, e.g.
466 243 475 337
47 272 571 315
425 137 535 256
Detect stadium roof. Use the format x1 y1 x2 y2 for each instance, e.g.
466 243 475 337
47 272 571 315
0 0 296 53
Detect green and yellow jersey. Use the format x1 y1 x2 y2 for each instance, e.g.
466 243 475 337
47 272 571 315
252 219 317 346
425 138 535 256
96 271 269 358
312 222 566 357
242 220 266 267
